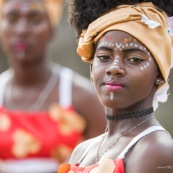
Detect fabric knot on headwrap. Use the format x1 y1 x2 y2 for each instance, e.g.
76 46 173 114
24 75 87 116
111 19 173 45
77 2 173 110
0 0 63 26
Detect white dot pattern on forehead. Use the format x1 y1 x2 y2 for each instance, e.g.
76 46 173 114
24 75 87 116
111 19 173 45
130 43 134 46
135 44 138 47
115 43 122 49
140 46 143 50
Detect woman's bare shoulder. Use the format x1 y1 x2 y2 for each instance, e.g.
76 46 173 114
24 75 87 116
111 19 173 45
126 130 173 173
69 134 103 164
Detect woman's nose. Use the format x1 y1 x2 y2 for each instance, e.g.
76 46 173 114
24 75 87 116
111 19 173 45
106 61 126 76
14 19 29 35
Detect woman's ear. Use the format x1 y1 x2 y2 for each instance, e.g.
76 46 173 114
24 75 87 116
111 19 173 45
90 62 93 84
90 62 93 72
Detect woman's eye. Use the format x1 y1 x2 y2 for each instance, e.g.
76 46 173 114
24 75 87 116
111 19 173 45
6 15 18 24
30 17 43 25
96 55 111 61
127 56 144 63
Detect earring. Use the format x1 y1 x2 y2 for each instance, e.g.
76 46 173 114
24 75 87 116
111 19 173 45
155 78 164 85
156 79 161 82
90 77 94 85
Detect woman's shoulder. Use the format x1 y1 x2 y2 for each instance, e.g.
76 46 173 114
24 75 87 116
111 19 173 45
71 71 99 106
126 129 173 173
72 72 94 92
69 134 104 164
138 128 173 155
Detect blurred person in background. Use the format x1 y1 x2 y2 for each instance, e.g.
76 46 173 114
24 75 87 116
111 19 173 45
0 0 106 173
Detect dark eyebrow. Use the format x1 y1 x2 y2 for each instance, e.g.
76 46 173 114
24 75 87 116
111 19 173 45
28 11 46 17
123 48 147 55
96 46 148 55
4 10 18 16
4 9 45 17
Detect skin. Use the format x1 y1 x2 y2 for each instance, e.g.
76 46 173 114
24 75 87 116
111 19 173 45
70 31 173 173
0 0 106 145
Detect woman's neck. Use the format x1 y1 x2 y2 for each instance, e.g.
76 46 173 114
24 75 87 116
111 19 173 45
10 61 51 86
106 114 157 137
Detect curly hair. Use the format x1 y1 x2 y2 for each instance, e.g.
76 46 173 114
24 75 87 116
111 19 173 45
67 0 173 38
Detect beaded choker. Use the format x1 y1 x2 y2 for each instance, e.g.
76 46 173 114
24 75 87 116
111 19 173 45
106 107 153 120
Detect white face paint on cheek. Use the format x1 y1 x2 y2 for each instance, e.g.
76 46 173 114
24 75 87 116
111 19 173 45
139 47 152 71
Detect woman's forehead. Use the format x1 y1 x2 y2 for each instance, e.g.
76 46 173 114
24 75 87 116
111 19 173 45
2 0 46 14
97 30 150 52
98 31 142 44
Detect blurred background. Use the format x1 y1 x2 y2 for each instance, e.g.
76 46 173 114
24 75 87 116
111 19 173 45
0 2 172 135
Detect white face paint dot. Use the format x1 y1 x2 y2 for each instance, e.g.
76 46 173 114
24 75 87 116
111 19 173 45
130 43 134 46
148 52 150 56
110 93 114 100
149 57 152 62
135 44 138 47
146 62 150 66
125 43 129 47
140 46 143 50
122 45 125 48
140 67 144 71
111 44 114 47
143 47 147 51
144 65 147 68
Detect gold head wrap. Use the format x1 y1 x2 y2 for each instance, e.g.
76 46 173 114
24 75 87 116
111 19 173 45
77 2 172 84
0 0 63 26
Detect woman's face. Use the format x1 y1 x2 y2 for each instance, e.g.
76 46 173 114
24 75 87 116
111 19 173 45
0 0 53 64
91 30 159 111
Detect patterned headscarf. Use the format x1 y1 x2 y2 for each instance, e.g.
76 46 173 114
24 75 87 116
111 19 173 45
77 2 173 109
0 0 63 26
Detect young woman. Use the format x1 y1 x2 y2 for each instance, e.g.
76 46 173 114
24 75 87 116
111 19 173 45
0 0 106 172
58 0 173 172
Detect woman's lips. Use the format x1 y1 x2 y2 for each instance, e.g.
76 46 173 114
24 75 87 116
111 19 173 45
14 42 28 51
105 82 124 92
